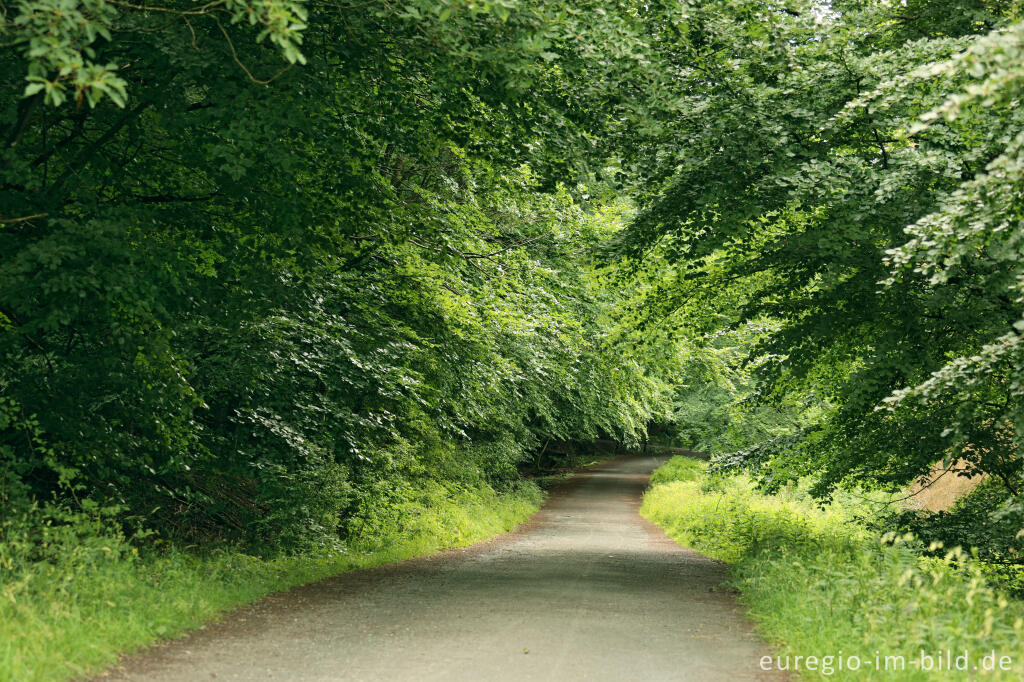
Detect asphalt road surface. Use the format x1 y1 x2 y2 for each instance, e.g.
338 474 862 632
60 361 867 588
99 455 784 681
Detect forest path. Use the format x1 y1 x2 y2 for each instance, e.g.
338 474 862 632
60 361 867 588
101 456 783 681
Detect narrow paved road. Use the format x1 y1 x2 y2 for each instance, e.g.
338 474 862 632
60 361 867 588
102 456 783 681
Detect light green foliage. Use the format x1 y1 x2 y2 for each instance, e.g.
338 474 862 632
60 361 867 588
647 455 703 486
643 457 876 563
656 320 828 460
643 457 1024 680
0 480 541 682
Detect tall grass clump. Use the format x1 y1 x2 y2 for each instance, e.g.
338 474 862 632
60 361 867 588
642 457 1024 680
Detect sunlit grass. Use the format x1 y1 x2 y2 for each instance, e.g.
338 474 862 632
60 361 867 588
0 482 543 682
642 457 1024 680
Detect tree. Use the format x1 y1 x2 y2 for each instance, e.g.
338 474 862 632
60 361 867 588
617 0 1024 497
1 0 672 549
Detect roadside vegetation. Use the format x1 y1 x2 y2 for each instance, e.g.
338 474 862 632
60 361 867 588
643 457 1024 680
0 479 541 682
620 0 1024 613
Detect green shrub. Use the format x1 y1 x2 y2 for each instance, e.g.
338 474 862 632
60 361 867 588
888 479 1024 596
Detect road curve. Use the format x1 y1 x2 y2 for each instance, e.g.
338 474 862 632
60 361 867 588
100 455 784 681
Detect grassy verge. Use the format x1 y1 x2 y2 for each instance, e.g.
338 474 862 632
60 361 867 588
0 481 543 682
641 457 1024 680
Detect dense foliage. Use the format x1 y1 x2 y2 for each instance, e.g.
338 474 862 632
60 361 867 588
9 2 1024 678
617 0 1024 516
5 0 1024 560
1 0 674 551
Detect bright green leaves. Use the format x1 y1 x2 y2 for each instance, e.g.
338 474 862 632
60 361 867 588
9 0 121 106
3 0 309 107
225 0 308 64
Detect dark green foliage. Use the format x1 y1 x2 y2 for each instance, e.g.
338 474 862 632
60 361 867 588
0 0 671 552
617 0 1024 506
7 0 1024 562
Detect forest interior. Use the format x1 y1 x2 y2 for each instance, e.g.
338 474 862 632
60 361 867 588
4 0 1024 679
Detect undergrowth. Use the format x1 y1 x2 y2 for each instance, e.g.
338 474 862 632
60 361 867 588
0 480 542 682
641 456 1024 680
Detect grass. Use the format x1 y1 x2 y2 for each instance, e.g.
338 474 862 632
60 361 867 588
0 481 543 682
641 457 1024 680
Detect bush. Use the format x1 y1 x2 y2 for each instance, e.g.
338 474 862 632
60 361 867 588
647 455 705 486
